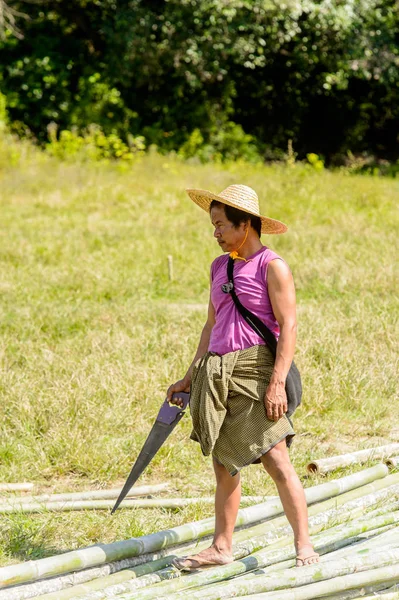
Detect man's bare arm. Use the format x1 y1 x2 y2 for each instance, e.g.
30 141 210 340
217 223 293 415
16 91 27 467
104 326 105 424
264 259 297 421
167 296 215 404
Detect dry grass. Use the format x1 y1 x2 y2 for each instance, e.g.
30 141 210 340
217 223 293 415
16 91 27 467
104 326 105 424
0 134 398 564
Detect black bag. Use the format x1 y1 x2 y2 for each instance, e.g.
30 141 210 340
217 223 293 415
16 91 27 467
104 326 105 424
224 257 302 419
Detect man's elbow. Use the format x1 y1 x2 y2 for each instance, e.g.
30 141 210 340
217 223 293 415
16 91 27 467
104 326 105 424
280 320 297 336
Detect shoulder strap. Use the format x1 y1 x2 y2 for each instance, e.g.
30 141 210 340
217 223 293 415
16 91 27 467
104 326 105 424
226 257 277 356
226 256 302 419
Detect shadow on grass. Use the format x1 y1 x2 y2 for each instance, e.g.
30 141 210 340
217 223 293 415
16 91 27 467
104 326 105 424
0 515 67 563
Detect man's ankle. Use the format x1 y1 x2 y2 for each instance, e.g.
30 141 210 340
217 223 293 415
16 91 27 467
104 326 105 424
212 541 232 555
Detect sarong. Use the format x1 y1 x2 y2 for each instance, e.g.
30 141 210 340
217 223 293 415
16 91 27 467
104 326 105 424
189 344 295 476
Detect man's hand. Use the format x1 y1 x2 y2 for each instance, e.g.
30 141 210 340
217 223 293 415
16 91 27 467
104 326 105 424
167 378 190 408
264 379 287 421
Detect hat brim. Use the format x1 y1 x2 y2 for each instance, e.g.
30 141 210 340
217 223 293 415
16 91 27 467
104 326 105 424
186 189 287 234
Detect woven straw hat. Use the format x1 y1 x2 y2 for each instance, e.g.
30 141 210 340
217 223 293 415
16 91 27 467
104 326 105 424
186 184 287 234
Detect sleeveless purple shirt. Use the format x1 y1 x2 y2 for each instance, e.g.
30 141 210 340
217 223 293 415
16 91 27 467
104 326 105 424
208 246 284 355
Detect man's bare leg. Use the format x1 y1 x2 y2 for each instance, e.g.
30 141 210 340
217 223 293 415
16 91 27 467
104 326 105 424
261 439 319 567
173 459 240 569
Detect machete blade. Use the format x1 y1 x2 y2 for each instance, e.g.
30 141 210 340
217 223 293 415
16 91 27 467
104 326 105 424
111 392 190 514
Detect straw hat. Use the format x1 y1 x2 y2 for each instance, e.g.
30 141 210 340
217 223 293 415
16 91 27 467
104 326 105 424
186 184 287 234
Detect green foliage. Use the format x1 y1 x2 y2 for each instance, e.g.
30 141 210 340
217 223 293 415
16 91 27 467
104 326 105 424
0 1 398 161
307 153 325 171
178 122 261 163
342 153 399 178
45 124 145 163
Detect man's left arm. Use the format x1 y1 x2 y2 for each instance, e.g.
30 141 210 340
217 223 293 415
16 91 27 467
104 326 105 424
264 259 297 421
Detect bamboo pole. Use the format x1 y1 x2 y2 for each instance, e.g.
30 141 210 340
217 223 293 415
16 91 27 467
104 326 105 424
0 483 170 505
222 527 399 585
386 456 399 469
238 464 389 526
307 443 399 474
232 475 399 546
108 512 399 600
0 465 391 591
232 497 399 559
31 557 181 600
231 563 399 600
0 483 34 492
46 515 399 600
165 548 399 600
322 585 399 600
360 590 399 600
0 496 272 514
8 483 398 600
14 511 399 600
0 542 205 600
325 528 399 562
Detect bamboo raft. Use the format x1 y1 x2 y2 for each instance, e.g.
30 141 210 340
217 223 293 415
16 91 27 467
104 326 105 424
0 464 398 599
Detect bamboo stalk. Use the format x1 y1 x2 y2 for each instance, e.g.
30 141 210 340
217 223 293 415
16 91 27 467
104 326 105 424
0 465 390 591
110 513 399 600
307 443 399 474
360 590 399 600
322 585 399 600
232 476 399 546
10 485 398 600
386 456 399 469
31 557 181 600
0 496 271 514
231 563 399 600
228 527 399 584
233 498 399 559
78 518 399 600
0 483 170 505
0 539 210 600
325 528 399 562
21 512 399 600
166 548 399 600
0 483 34 492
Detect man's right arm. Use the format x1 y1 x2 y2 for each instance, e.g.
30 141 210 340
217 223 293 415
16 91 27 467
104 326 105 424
167 296 215 404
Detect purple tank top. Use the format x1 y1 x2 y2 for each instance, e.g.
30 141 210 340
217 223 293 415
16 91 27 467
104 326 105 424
208 246 283 355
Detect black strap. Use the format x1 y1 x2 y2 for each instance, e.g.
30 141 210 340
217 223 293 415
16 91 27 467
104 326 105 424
225 256 302 419
227 257 278 356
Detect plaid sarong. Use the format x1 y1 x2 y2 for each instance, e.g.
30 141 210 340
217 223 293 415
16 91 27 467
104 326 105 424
189 344 295 476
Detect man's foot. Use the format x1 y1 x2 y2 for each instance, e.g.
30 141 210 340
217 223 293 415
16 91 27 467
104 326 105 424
172 545 233 572
296 544 320 567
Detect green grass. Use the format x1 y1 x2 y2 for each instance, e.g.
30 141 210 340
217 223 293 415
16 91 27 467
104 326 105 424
0 133 398 565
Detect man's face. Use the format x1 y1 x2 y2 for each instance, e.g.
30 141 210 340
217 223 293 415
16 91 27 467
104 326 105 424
210 205 246 253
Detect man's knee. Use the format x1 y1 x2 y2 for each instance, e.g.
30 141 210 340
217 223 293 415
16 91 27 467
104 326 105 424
261 443 293 483
213 458 239 484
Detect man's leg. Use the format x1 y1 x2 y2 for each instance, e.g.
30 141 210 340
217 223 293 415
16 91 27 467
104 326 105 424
212 458 241 555
173 458 240 569
260 439 319 566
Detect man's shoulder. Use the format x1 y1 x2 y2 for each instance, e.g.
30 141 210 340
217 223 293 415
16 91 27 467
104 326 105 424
211 253 228 269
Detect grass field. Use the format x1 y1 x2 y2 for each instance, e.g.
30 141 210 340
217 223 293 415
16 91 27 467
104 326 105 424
0 134 398 566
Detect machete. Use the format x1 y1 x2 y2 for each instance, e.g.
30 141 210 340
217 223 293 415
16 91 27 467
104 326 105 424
111 391 190 514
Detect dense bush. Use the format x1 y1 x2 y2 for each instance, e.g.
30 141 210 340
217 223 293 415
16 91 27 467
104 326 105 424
46 123 145 162
0 0 398 162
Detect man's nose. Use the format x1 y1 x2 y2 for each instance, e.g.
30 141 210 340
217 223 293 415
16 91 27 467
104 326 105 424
214 228 221 238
